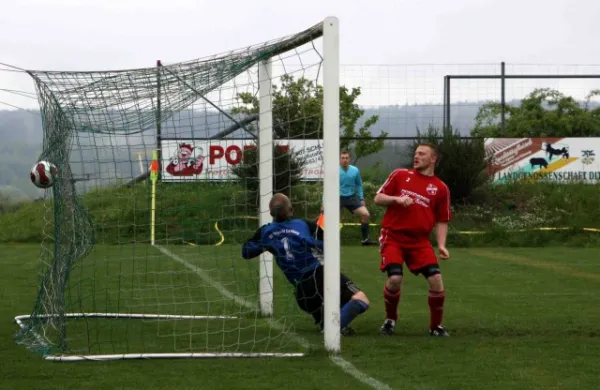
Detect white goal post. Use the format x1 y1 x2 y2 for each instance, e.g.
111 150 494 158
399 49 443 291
321 16 341 353
257 16 341 353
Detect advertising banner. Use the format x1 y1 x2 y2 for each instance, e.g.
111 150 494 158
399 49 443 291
160 139 324 182
485 137 600 183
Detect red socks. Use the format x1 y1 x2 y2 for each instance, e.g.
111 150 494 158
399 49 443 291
384 286 400 321
385 286 445 329
428 290 446 329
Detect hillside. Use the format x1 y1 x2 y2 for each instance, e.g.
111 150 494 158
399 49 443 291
0 103 484 199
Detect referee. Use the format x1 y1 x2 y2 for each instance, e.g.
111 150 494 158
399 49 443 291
339 151 377 246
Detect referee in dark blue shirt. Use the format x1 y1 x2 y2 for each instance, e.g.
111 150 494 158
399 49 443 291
339 151 376 246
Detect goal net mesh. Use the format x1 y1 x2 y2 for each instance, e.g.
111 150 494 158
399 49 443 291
15 22 328 360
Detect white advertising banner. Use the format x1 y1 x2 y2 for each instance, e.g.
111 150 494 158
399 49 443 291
485 137 600 183
160 139 324 182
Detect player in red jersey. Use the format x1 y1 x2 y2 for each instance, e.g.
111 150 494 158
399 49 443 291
374 143 451 337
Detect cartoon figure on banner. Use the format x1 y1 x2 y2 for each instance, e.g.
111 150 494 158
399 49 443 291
166 143 205 176
543 142 569 161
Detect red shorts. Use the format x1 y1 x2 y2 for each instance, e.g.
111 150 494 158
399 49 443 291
378 228 438 274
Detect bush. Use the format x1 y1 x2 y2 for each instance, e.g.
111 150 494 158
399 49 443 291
356 161 390 184
448 180 600 247
230 142 307 207
409 125 490 203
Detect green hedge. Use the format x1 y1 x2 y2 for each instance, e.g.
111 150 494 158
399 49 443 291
2 179 600 247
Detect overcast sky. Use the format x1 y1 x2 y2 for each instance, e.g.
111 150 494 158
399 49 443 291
2 0 600 109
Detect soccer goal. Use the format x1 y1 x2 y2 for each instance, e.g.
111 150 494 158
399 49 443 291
15 17 341 361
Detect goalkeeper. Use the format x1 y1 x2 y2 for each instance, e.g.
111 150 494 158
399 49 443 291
242 193 370 335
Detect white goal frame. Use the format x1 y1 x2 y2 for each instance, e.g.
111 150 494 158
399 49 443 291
15 16 341 361
258 16 341 354
321 16 341 353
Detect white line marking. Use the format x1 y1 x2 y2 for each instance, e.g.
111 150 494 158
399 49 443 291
155 245 392 390
330 355 392 390
155 245 309 349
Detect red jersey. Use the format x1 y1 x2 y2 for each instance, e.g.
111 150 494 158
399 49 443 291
376 168 451 238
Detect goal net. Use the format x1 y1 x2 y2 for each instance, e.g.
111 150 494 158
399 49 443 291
15 17 341 361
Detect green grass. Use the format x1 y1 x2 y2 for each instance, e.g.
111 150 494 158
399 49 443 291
2 243 599 389
3 180 600 247
2 179 600 387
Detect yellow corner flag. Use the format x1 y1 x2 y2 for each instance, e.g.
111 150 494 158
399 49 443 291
150 150 159 245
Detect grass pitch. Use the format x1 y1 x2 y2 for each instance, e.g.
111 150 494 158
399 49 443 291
1 244 599 389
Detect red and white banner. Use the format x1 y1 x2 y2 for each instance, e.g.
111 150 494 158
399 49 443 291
160 139 324 182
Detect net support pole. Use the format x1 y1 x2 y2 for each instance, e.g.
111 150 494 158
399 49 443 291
258 58 274 317
322 16 341 354
155 60 162 182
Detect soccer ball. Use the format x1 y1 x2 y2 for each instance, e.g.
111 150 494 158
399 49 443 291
30 160 58 189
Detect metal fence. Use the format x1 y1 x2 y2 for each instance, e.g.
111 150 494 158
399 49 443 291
339 62 600 137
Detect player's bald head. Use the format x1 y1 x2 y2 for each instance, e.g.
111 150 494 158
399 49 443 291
269 193 293 222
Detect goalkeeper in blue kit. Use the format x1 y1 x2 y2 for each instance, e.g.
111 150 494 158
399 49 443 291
242 193 370 335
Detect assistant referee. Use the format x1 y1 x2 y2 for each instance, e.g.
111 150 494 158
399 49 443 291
339 151 376 246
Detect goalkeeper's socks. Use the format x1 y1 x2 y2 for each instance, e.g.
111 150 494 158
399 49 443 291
340 299 369 329
428 290 446 329
384 286 400 321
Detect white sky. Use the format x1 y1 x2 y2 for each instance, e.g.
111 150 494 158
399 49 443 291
1 0 600 110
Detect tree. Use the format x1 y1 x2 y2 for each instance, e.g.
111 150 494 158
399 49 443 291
409 125 490 203
231 75 387 164
472 88 600 137
229 143 306 206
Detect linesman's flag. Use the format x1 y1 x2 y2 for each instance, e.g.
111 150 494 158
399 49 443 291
150 150 159 182
316 212 325 230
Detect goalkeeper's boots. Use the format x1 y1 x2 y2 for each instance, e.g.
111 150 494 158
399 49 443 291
429 325 449 337
319 325 356 336
379 319 395 336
